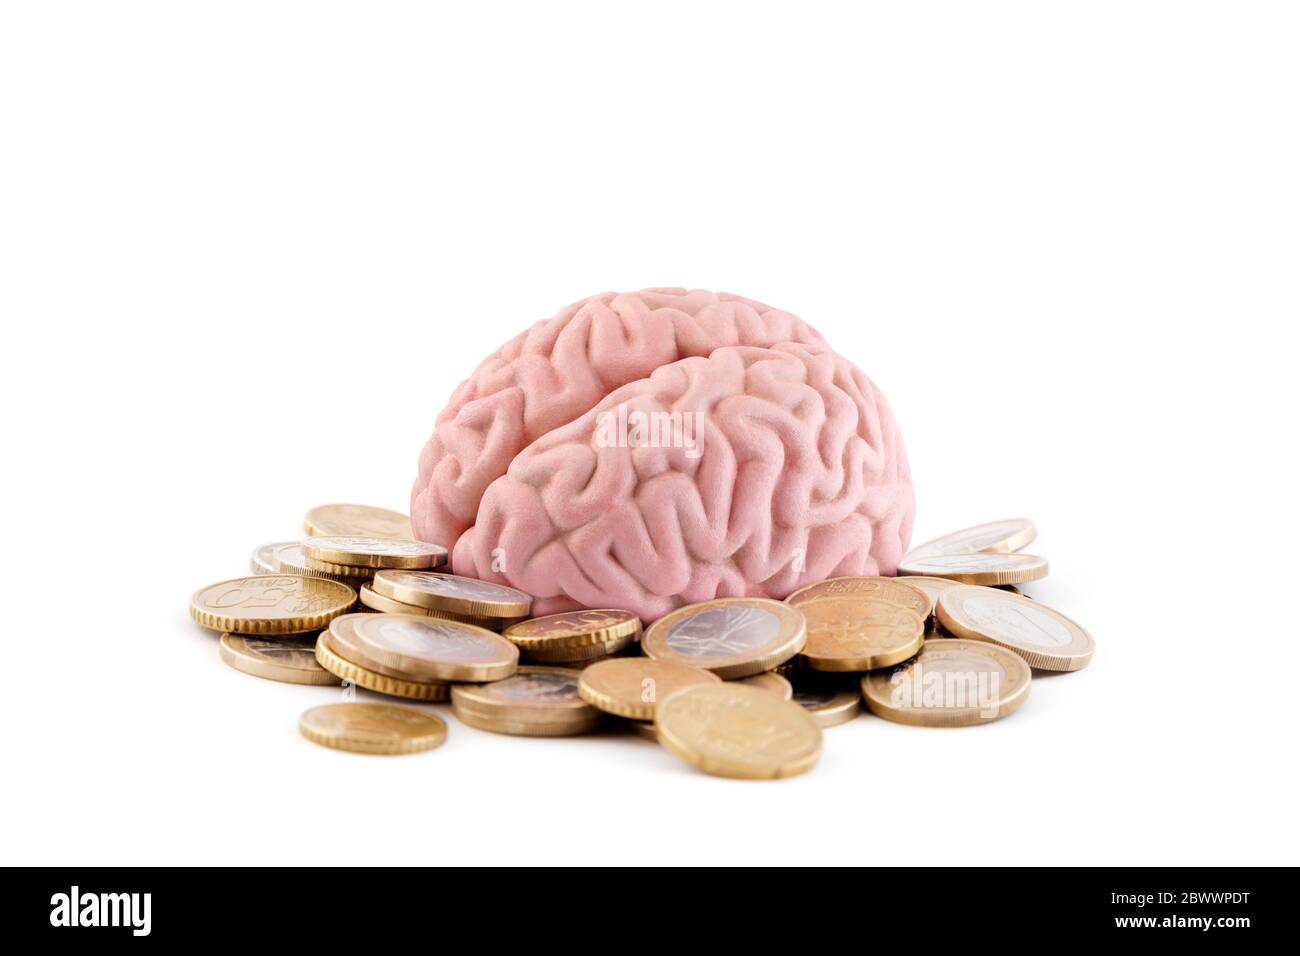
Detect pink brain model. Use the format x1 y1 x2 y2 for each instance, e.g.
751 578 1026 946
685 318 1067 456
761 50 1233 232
411 288 913 620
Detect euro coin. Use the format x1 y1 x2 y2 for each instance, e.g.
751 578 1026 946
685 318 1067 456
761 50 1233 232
641 598 806 679
936 585 1094 671
786 575 931 618
905 518 1037 560
655 683 823 779
273 544 373 587
798 597 925 671
625 718 659 742
504 609 641 650
303 536 448 570
861 638 1031 726
520 632 636 663
249 541 294 575
732 670 793 700
886 575 965 617
790 682 862 728
356 584 515 629
190 575 356 635
314 631 451 701
371 570 532 619
897 552 1048 585
218 633 338 686
331 612 518 682
578 658 720 720
299 703 446 754
304 504 413 540
450 666 603 736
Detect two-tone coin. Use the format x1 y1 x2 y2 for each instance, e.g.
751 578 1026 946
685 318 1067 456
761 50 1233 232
299 703 446 754
190 575 356 635
642 598 806 679
786 575 931 618
371 571 532 622
304 536 447 571
936 585 1094 671
861 638 1032 726
329 612 518 682
504 609 641 664
304 504 413 540
897 552 1048 585
905 518 1037 560
654 683 823 779
797 597 925 671
218 633 338 686
314 630 451 701
451 667 603 736
578 658 720 721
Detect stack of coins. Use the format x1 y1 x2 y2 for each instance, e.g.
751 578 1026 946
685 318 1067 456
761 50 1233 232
196 508 1096 773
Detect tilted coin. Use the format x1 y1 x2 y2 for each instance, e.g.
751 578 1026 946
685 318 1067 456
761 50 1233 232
578 658 721 721
625 718 660 742
504 609 642 650
886 575 965 617
332 612 518 682
520 632 636 664
218 633 338 686
314 631 451 701
274 544 373 587
786 575 931 618
356 584 516 629
372 570 532 619
304 536 448 570
861 638 1032 726
304 504 413 540
250 541 295 575
798 597 925 672
936 585 1094 671
642 598 806 679
790 682 862 728
451 666 603 736
190 575 356 635
897 552 1048 586
732 670 794 700
299 703 446 754
904 518 1037 560
654 683 823 780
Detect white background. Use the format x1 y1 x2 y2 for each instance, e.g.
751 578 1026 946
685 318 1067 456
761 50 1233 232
2 1 1296 866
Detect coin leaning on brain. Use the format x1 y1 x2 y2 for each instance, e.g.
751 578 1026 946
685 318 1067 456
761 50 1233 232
201 509 1093 768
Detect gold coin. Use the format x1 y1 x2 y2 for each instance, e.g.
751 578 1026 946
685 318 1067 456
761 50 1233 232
885 575 964 616
798 597 925 671
578 658 720 720
861 638 1031 726
371 570 533 618
304 504 413 540
905 518 1037 560
332 612 518 682
897 552 1048 585
273 544 373 587
786 575 931 618
303 536 448 570
218 633 338 685
356 584 516 629
190 575 356 635
299 703 446 754
314 631 451 701
790 683 862 728
655 683 823 780
450 666 603 736
504 609 642 650
250 541 294 575
625 718 659 741
732 670 794 700
642 598 806 678
936 585 1094 671
521 632 636 664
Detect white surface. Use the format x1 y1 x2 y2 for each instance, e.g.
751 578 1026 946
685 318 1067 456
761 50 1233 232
2 2 1296 866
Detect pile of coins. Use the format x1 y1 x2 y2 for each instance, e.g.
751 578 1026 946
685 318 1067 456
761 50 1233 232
192 507 1094 775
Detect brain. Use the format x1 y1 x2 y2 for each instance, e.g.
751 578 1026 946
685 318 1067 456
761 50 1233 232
411 288 913 620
